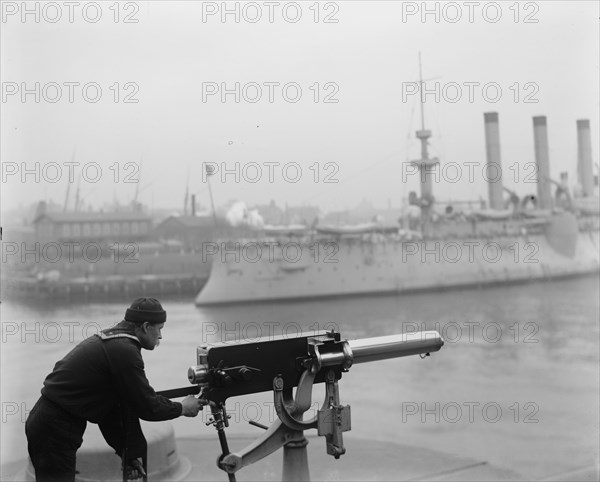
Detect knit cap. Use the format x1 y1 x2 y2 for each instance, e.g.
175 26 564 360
124 297 166 324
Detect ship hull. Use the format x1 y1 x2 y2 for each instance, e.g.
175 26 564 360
195 216 600 305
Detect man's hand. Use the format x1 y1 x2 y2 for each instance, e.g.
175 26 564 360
181 395 205 417
123 457 146 481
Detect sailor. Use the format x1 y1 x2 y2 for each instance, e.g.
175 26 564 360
25 297 204 482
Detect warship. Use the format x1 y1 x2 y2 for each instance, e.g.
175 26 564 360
195 112 599 305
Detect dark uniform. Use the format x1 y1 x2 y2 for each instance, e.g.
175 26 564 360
25 324 182 482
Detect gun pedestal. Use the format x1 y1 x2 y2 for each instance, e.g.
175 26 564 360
164 330 444 482
282 435 309 482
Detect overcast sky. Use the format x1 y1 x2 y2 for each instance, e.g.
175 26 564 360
1 0 599 217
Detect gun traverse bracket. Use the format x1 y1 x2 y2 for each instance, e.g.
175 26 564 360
160 330 444 481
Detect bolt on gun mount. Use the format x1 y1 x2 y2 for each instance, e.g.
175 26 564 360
158 330 444 481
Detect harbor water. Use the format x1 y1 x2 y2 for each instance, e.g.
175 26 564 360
1 276 598 480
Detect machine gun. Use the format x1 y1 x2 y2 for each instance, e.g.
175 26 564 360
158 330 444 481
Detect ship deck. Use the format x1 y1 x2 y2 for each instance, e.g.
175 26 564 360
3 434 523 481
3 413 598 481
5 435 598 481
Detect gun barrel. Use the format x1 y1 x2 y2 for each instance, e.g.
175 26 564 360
186 330 444 387
348 331 444 364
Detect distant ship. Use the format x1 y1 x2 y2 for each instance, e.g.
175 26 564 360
194 107 599 305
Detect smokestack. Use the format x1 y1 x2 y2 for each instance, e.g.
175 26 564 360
532 116 552 209
484 112 504 210
577 119 594 197
191 194 196 217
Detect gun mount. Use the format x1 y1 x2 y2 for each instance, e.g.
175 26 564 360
158 330 444 481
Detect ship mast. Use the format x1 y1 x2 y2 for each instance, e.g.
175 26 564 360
418 53 426 132
410 52 439 226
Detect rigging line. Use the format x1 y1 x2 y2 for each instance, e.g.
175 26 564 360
196 185 210 195
296 113 423 207
294 150 405 208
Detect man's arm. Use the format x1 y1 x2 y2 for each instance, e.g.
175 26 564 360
98 406 126 455
98 406 147 461
107 340 183 421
